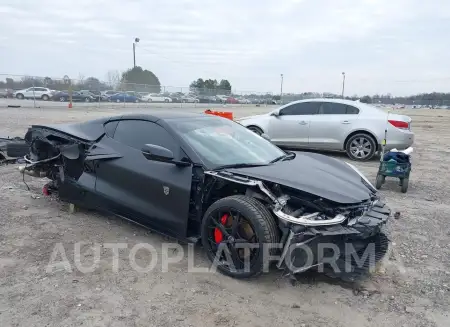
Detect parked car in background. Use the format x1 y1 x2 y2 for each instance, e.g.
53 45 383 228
141 93 172 103
126 91 142 99
237 98 414 161
101 90 118 99
197 96 219 103
52 91 95 102
13 87 55 101
216 95 228 103
108 93 140 103
79 90 104 102
0 88 13 98
238 98 251 104
181 95 199 103
226 97 239 104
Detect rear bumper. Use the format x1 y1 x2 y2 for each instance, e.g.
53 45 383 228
380 130 414 151
278 202 391 280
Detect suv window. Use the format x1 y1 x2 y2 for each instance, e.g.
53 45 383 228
280 102 319 115
318 102 360 115
113 120 177 153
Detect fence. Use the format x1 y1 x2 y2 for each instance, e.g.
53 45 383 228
1 74 450 108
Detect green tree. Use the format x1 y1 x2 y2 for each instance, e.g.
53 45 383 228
121 66 161 93
360 95 372 104
218 79 232 94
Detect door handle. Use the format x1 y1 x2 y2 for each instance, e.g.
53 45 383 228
341 120 350 124
298 121 308 125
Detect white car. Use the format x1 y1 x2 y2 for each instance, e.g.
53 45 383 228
237 98 414 161
238 98 251 104
13 87 55 101
142 93 172 103
181 95 199 103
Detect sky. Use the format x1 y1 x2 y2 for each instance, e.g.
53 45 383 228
1 0 449 96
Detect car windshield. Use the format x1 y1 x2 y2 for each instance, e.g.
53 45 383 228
169 117 286 168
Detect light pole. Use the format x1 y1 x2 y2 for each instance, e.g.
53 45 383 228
341 72 346 98
280 74 284 103
133 37 140 68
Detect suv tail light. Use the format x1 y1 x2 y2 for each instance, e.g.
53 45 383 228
388 119 409 130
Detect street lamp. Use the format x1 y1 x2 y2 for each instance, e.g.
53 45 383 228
133 37 140 68
280 74 284 103
341 72 346 98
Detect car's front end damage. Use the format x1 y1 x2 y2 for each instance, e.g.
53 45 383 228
205 167 390 281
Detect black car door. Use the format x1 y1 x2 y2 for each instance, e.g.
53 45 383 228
94 119 193 237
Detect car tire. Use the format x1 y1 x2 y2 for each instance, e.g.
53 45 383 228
16 93 24 99
147 99 152 103
59 96 66 102
116 99 121 103
201 195 280 279
247 126 264 135
41 94 49 101
345 133 377 161
164 99 169 103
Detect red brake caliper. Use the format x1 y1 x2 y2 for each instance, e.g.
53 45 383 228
214 214 228 243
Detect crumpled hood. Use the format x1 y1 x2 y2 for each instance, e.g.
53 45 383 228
226 152 373 204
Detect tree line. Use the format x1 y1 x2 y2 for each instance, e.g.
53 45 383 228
1 68 448 104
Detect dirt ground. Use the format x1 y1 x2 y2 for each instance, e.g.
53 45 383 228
0 105 449 327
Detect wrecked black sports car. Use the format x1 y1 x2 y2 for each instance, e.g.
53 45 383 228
21 112 390 280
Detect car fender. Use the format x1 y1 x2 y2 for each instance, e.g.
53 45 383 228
343 127 380 149
236 115 271 133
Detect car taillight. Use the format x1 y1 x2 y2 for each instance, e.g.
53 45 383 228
388 120 409 129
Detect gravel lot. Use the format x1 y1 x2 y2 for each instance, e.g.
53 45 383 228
0 104 449 327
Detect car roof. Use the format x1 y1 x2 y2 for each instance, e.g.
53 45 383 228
295 98 360 105
119 111 207 122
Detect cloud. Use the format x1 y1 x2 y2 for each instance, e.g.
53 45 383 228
0 0 448 95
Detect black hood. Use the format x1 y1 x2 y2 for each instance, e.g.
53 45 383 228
226 152 373 204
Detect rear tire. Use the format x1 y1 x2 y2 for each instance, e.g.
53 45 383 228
201 195 279 279
41 94 49 101
16 93 24 99
345 133 377 161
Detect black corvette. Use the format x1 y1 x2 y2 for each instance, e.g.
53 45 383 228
21 112 390 280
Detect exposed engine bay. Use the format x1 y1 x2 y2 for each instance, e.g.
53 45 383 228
204 170 390 280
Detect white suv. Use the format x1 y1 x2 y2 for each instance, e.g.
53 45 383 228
14 87 55 101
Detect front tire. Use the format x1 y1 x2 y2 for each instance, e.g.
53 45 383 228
345 133 377 161
16 93 24 99
201 195 279 279
42 94 49 101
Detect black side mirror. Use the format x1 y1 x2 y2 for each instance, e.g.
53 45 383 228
142 144 174 161
141 144 190 166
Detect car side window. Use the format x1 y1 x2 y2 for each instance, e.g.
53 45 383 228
113 120 177 153
104 121 119 137
346 105 360 114
280 102 319 115
317 102 360 115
